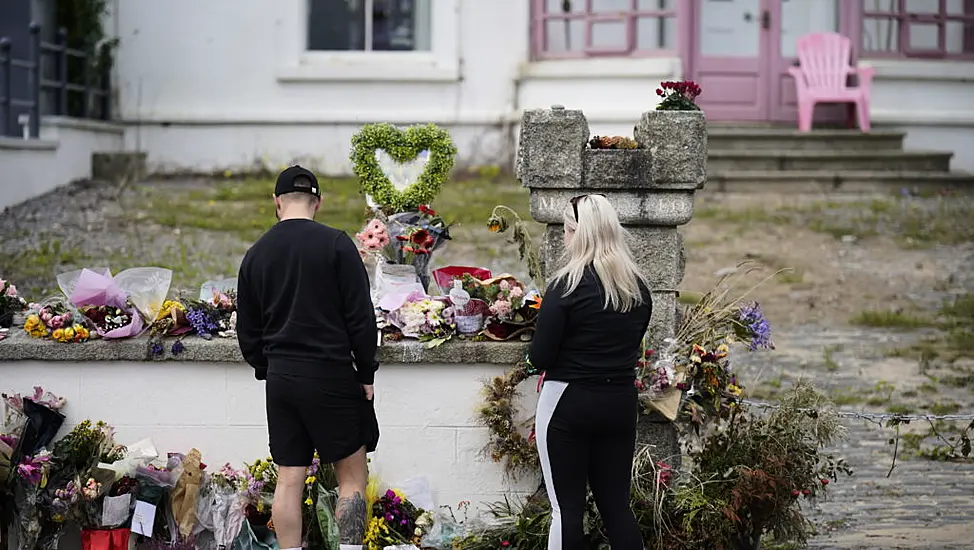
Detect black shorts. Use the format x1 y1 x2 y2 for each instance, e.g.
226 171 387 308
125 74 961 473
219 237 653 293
265 364 379 466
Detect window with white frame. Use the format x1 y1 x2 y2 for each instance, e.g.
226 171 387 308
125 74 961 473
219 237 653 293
861 0 974 59
307 0 432 51
532 0 678 59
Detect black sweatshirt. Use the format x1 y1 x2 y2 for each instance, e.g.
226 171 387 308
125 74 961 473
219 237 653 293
236 219 378 383
529 268 652 383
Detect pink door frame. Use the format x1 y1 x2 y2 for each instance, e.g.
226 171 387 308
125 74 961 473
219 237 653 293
685 0 863 123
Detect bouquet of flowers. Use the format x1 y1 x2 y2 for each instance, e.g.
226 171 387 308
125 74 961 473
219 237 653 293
385 291 456 347
185 288 237 339
358 204 451 290
637 263 776 423
0 278 26 328
241 457 277 519
194 463 247 550
460 275 541 341
56 268 172 340
13 450 54 550
364 488 432 550
23 300 90 343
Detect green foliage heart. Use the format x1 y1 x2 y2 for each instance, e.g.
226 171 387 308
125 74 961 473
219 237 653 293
350 122 457 212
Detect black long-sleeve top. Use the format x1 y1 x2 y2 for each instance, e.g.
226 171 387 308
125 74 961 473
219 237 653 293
529 267 652 383
236 219 378 383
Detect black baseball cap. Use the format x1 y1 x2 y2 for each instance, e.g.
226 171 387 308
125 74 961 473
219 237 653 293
274 165 320 198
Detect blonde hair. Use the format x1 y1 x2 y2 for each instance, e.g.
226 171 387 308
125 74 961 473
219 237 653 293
554 194 648 312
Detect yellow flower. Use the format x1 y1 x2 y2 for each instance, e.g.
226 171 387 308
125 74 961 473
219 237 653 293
63 327 75 341
304 497 313 506
727 384 743 397
52 328 65 342
305 475 316 485
24 314 48 338
75 326 90 342
156 300 186 320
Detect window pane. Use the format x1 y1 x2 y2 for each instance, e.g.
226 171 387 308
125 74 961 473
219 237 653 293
946 0 967 15
308 0 366 51
372 0 431 51
947 18 974 54
903 0 941 14
698 0 761 57
862 0 896 13
591 20 627 48
909 22 941 49
546 0 584 14
636 16 676 49
307 0 430 51
637 0 674 11
544 18 586 52
591 0 630 13
862 17 900 52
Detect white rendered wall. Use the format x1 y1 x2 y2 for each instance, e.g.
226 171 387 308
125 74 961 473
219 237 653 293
0 118 124 210
1 360 539 512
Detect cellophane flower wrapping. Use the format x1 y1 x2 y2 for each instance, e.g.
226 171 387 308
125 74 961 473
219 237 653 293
113 267 173 324
199 278 236 303
193 464 246 550
57 268 170 339
638 338 684 420
386 291 455 339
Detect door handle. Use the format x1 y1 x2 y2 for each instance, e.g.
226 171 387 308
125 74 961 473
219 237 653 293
761 9 771 30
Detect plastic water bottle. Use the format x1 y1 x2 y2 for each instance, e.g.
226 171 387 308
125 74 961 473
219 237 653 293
449 279 470 313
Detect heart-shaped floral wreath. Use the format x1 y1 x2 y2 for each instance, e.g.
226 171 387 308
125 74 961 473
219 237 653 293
350 122 457 213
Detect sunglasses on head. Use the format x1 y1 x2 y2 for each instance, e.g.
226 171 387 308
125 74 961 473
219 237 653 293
570 193 606 223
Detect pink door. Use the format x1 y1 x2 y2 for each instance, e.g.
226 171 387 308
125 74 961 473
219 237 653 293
690 0 775 121
690 0 843 123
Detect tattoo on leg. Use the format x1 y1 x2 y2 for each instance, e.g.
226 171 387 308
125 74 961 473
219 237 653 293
336 491 367 544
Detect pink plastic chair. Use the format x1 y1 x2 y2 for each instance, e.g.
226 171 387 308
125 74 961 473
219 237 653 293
788 32 875 132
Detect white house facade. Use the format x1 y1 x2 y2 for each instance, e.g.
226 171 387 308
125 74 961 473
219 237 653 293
104 0 974 175
1 0 973 197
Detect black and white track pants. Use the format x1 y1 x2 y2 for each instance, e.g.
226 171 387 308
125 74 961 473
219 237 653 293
536 379 644 550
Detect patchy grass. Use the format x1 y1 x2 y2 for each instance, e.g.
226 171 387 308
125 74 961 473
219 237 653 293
927 402 962 415
695 195 974 248
132 177 535 239
850 309 934 330
885 293 974 365
823 345 841 372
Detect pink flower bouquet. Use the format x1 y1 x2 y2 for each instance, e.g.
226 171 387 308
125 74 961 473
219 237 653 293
56 268 172 339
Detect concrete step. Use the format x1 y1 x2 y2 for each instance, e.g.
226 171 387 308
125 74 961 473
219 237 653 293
704 170 974 193
707 128 905 151
708 149 952 172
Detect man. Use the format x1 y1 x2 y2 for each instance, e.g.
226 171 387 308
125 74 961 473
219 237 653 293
236 165 379 550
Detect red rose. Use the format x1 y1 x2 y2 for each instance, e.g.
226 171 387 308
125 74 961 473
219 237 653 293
820 479 830 485
791 490 800 497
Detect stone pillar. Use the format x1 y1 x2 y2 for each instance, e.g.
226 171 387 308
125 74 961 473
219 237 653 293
516 105 707 466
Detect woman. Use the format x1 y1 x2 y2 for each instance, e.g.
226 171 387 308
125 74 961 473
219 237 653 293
530 194 651 549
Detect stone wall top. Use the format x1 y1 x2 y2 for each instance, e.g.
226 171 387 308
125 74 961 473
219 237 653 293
516 106 707 227
0 331 530 365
